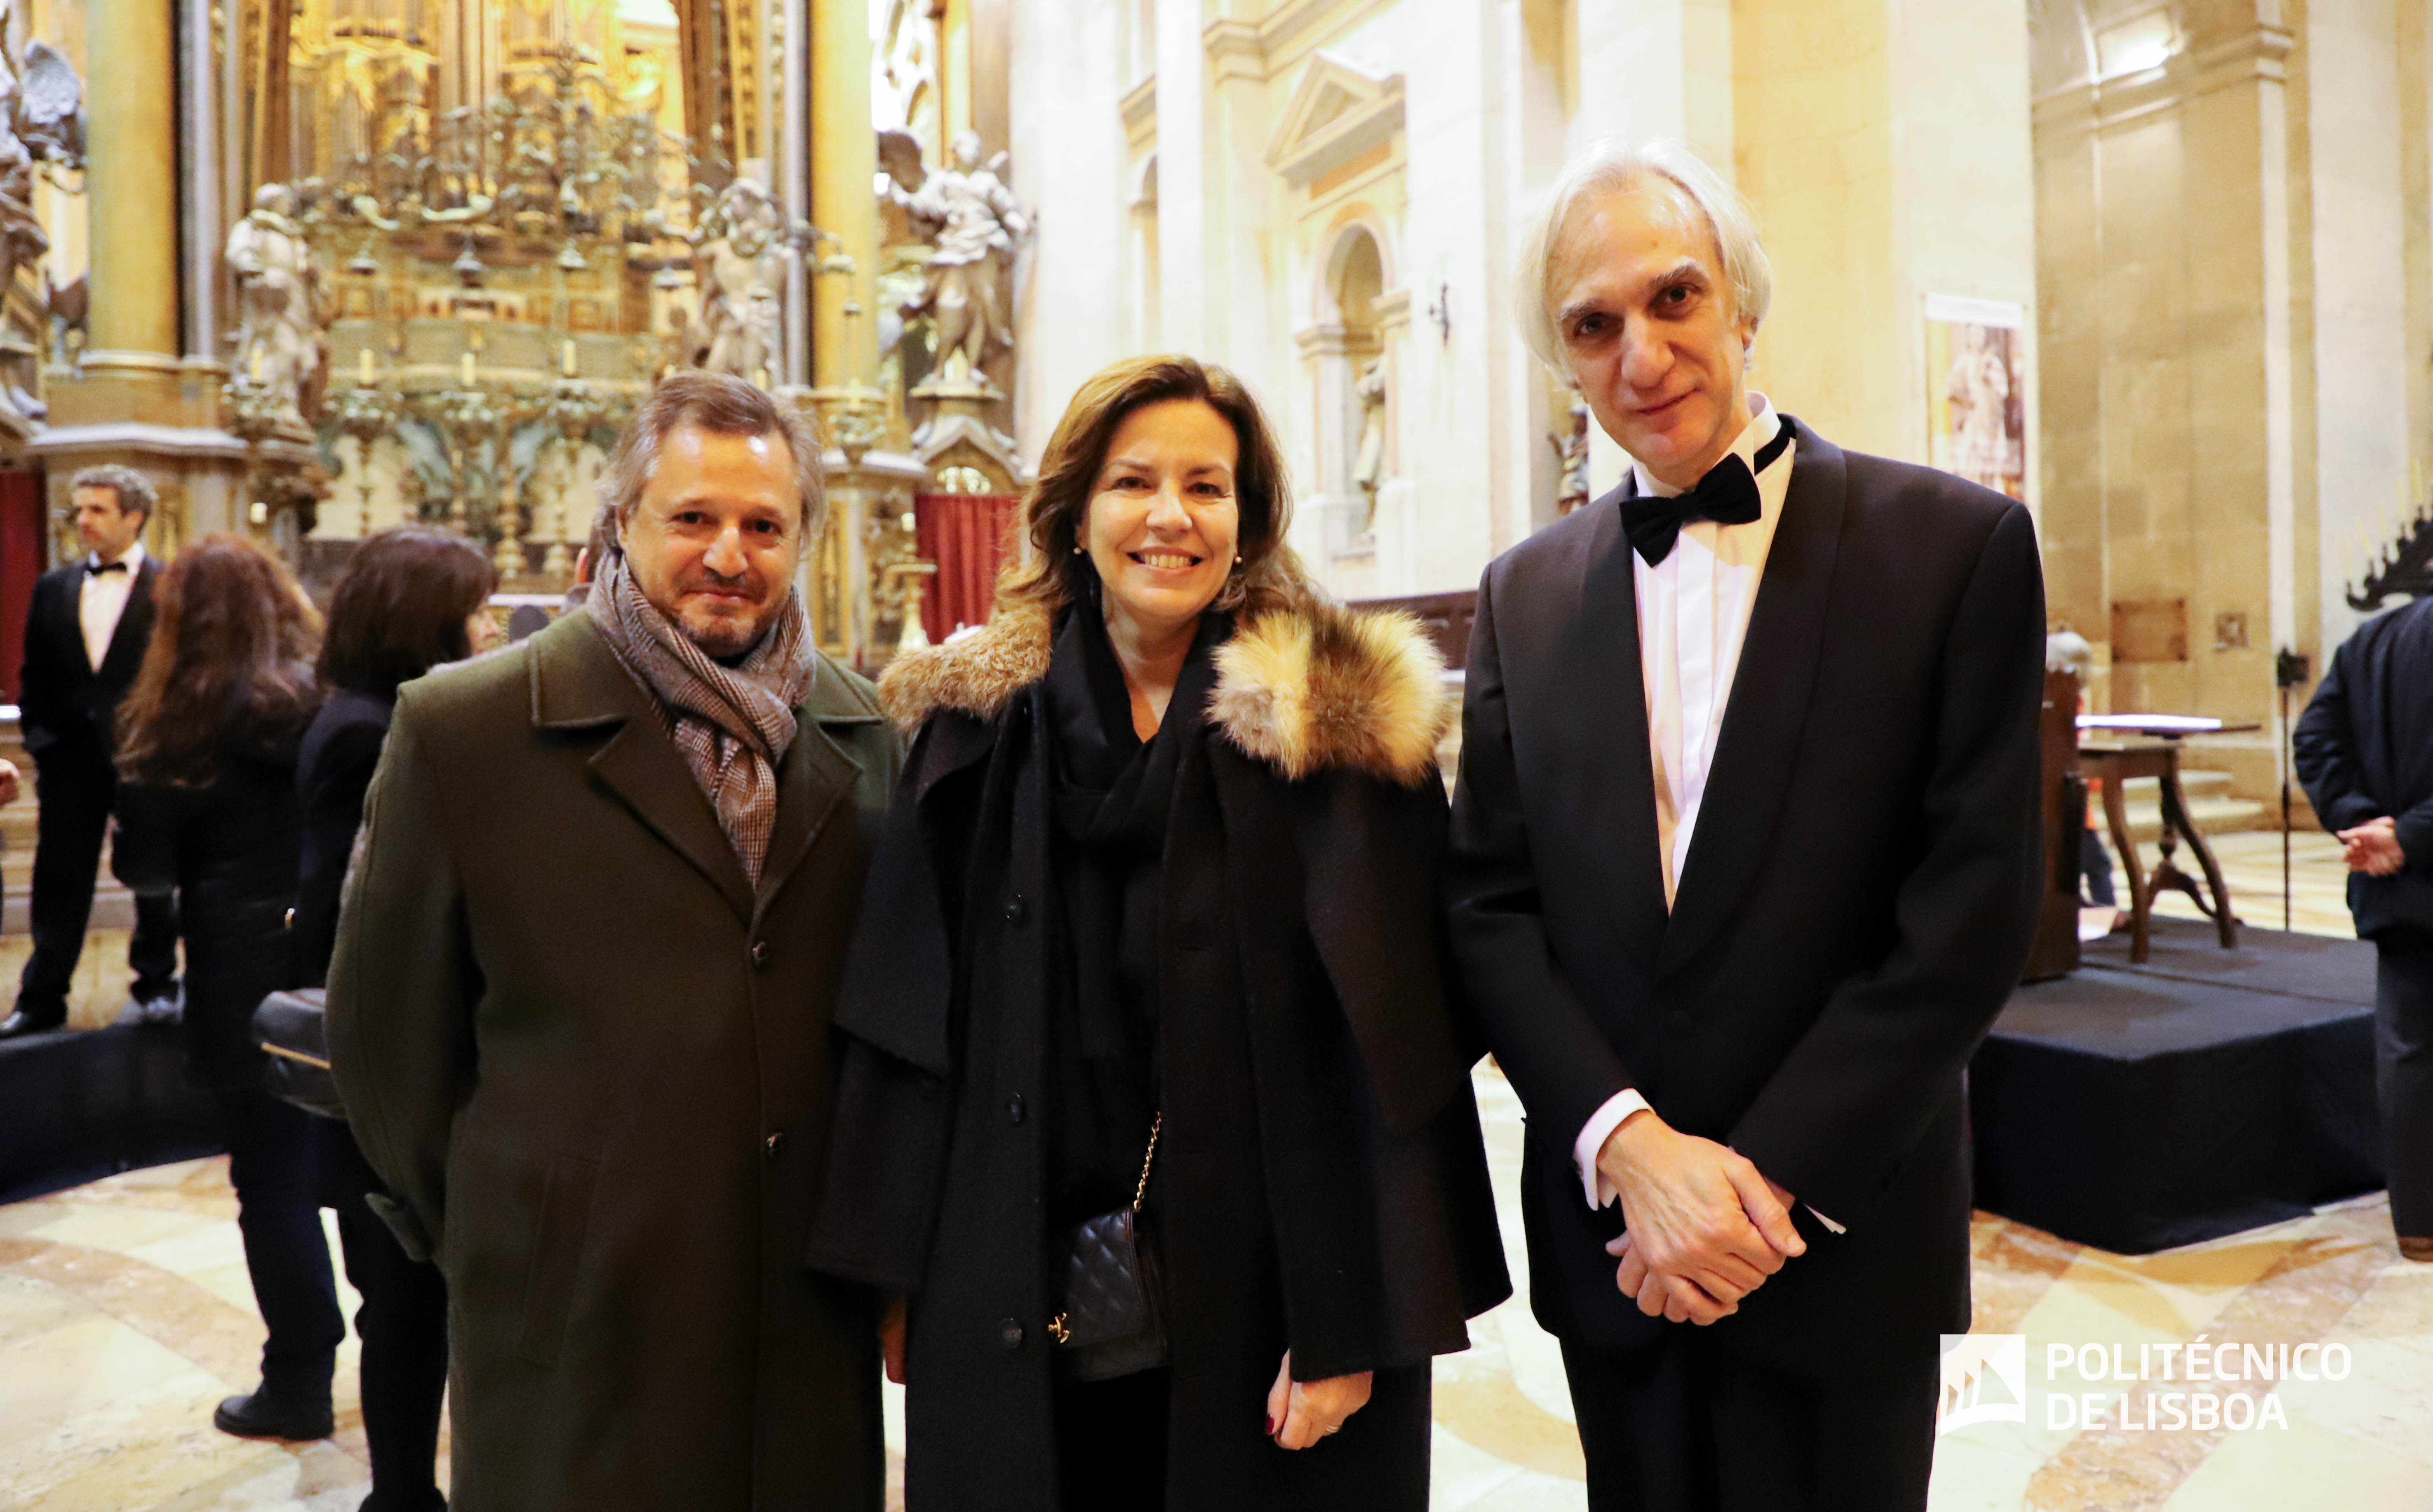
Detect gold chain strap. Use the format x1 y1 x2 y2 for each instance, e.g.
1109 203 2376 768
1131 1112 1163 1214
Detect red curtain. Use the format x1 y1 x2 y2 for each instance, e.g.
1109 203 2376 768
0 469 41 703
913 493 1021 644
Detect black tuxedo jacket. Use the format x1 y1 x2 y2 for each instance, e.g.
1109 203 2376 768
1446 417 2045 1371
2294 594 2433 939
17 554 160 759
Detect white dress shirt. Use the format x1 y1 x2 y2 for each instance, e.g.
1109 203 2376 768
79 540 146 672
1572 397 1813 1212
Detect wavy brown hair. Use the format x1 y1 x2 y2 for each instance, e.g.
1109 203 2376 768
999 354 1318 618
117 534 322 787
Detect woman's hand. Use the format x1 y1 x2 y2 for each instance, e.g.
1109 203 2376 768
1265 1350 1371 1450
880 1295 907 1385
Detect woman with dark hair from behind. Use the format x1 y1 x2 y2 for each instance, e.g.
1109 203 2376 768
292 524 500 1512
110 534 336 1444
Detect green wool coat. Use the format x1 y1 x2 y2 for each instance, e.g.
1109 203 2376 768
327 609 900 1512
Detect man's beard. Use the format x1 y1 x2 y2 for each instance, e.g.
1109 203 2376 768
679 601 779 661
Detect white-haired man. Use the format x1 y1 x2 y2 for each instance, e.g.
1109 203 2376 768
1447 141 2045 1508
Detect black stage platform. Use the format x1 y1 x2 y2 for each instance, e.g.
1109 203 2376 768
1971 916 2384 1254
0 1023 222 1206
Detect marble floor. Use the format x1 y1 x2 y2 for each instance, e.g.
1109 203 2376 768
3 1051 2424 1510
0 838 2400 1509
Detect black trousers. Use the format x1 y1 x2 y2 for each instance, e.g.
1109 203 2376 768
321 1118 451 1510
16 745 177 1020
2376 925 2433 1239
219 1088 345 1402
1561 1332 1937 1512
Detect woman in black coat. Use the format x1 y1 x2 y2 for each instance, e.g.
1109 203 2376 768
111 534 334 1443
809 355 1509 1512
289 526 498 1512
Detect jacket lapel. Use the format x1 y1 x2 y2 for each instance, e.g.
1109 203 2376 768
752 657 874 919
531 613 757 923
1659 418 1847 977
1565 491 1669 973
92 558 157 683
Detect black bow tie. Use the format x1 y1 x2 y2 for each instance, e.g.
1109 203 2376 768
1621 422 1796 566
85 559 128 577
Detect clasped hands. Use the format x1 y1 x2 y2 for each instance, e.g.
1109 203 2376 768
2337 816 2406 877
1596 1108 1805 1325
880 1299 1372 1450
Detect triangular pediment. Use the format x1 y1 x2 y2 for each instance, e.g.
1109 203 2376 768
1265 52 1404 186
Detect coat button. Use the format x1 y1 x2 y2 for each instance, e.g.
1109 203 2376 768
1666 1009 1691 1034
1004 895 1027 925
765 1130 787 1159
750 940 771 970
1007 1093 1025 1124
999 1318 1025 1350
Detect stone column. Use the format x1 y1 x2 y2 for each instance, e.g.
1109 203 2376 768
36 0 263 553
71 0 182 418
810 0 878 394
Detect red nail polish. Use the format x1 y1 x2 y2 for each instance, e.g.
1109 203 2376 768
1266 1415 1276 1435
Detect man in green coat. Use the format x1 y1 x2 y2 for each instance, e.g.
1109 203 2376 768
329 372 898 1511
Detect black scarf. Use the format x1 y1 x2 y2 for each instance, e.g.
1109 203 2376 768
1040 600 1227 1222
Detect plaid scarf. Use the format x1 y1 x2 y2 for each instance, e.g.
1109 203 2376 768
589 553 814 886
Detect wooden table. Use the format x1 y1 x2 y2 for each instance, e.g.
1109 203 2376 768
2077 725 2258 964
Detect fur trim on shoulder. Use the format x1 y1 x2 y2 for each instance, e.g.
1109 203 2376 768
876 598 1052 732
1210 602 1451 787
877 594 1452 786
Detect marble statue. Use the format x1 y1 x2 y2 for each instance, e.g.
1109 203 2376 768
225 184 329 425
689 179 788 386
1553 388 1591 514
0 19 80 421
881 130 1032 390
1353 357 1387 527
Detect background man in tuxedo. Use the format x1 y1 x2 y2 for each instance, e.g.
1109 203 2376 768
2294 595 2433 1264
6 465 180 1037
1447 140 2045 1510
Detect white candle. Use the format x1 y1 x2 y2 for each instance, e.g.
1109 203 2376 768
460 350 476 386
358 348 375 386
561 338 578 378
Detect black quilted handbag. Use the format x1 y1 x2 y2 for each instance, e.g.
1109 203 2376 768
1048 1112 1167 1382
251 988 347 1120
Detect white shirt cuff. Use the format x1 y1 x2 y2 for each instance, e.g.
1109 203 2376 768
1574 1089 1652 1210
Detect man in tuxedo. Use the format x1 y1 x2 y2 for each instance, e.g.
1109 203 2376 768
2294 595 2433 1264
1447 140 2045 1510
6 465 180 1037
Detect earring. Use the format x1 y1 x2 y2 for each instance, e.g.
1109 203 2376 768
1073 544 1086 555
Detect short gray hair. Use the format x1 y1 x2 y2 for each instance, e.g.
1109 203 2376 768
597 371 827 545
68 464 157 522
1515 138 1773 376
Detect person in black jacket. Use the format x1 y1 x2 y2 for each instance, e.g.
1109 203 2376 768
1448 141 2044 1510
7 464 180 1037
291 526 498 1512
110 534 336 1442
2295 594 2433 1263
807 355 1509 1512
